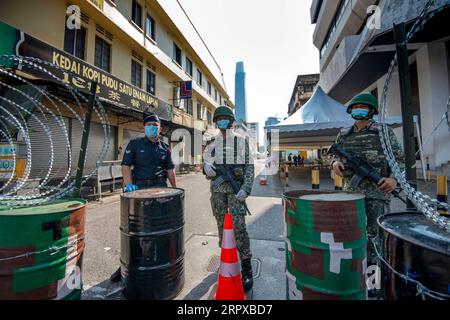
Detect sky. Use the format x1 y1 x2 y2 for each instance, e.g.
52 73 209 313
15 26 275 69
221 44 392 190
178 0 320 145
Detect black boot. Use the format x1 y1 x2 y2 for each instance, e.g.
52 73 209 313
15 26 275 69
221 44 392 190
110 267 122 283
241 259 253 291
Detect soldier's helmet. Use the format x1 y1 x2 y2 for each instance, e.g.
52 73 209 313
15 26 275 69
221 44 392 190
347 93 379 115
213 105 235 123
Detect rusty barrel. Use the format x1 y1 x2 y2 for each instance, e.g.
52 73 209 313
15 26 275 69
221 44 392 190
283 190 367 300
378 212 450 300
0 199 86 300
120 188 185 300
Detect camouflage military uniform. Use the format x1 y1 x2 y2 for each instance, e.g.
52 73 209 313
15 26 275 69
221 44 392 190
332 120 405 267
203 130 255 261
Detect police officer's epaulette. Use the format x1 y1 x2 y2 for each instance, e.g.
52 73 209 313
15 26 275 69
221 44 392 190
130 136 145 142
158 140 171 150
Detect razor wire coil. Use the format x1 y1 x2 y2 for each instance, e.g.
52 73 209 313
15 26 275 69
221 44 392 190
378 0 450 232
0 55 111 207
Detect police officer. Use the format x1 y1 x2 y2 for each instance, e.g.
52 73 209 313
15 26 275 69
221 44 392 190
110 113 176 282
331 93 405 296
203 106 255 290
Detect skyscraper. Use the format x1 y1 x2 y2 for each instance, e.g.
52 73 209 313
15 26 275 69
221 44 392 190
235 61 247 123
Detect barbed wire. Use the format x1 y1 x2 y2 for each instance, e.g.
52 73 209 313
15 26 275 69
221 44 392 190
0 236 84 262
378 0 450 231
371 236 449 300
0 55 111 206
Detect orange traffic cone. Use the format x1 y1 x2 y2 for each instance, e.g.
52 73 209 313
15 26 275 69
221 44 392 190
214 213 246 300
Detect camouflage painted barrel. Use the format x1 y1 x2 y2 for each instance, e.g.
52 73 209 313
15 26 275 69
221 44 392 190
120 188 185 300
0 199 86 300
378 212 450 300
283 191 367 300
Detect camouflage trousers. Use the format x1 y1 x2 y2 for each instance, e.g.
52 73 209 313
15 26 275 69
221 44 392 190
365 198 390 268
210 191 252 261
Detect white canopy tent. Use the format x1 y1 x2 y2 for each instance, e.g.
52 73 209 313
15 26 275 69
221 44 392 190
267 86 402 150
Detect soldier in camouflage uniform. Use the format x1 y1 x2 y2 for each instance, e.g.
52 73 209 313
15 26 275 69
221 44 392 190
331 93 405 285
203 106 255 290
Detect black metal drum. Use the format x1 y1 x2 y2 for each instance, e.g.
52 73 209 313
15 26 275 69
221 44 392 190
378 212 450 300
120 188 185 300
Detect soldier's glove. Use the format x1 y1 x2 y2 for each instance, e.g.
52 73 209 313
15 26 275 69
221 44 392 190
204 163 216 177
235 189 248 202
124 183 138 193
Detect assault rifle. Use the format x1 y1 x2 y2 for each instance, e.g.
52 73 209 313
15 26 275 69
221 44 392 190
329 144 407 204
211 164 252 215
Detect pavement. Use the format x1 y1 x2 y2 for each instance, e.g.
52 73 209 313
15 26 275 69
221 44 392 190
82 159 286 300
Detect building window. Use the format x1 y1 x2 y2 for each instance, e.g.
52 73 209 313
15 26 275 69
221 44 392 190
132 0 142 29
173 86 180 108
186 99 193 115
207 110 212 124
185 57 193 76
196 69 203 86
145 14 155 40
173 43 182 66
319 0 350 59
146 69 156 95
94 36 111 72
197 103 202 120
207 81 212 95
214 89 218 101
131 60 142 88
64 25 86 60
197 105 207 120
220 96 222 105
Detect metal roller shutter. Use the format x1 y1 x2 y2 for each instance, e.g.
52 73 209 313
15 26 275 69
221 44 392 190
27 113 70 179
122 129 142 151
71 119 116 175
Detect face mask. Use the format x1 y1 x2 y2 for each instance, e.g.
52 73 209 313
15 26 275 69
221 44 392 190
217 120 230 130
351 108 370 121
145 125 159 138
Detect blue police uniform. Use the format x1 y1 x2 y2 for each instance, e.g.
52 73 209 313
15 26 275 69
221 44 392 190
121 137 175 188
111 113 175 283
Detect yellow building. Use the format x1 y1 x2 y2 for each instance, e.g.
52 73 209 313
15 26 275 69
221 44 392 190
0 0 232 174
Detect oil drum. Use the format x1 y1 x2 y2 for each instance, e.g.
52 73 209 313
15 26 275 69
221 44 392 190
378 212 450 300
120 188 185 300
283 190 367 300
0 199 86 300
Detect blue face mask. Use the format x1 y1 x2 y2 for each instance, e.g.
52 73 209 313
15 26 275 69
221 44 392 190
217 120 230 130
351 108 370 121
145 125 159 138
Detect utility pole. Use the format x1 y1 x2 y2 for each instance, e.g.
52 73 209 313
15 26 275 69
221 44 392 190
394 23 417 211
74 82 98 198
